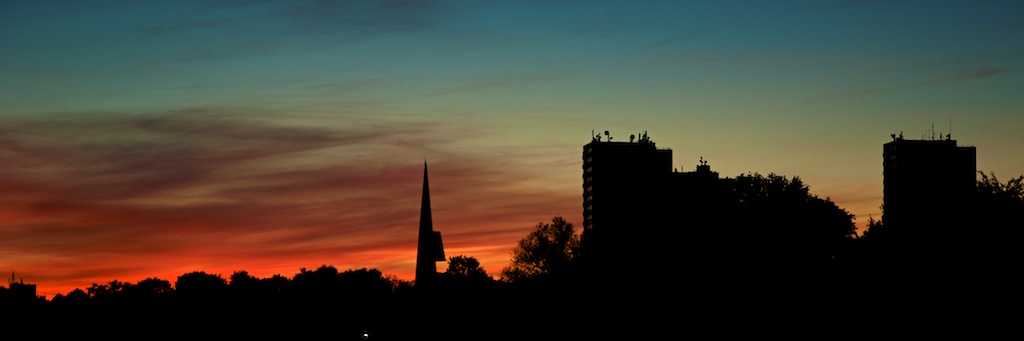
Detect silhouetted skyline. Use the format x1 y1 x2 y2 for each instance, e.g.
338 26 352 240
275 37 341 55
1 1 1022 298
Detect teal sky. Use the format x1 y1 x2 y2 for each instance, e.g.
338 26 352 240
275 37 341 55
2 1 1022 297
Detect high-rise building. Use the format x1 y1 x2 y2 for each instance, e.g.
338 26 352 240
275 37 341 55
882 133 976 239
415 162 445 286
582 131 672 236
581 131 721 265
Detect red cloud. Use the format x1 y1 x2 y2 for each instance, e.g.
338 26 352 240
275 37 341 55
0 109 581 298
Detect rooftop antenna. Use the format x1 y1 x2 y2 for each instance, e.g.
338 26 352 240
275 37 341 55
948 118 953 140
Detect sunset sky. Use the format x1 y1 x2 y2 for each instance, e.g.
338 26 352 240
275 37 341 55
2 1 1022 298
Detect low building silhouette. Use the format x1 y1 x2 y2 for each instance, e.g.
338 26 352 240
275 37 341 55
3 272 40 305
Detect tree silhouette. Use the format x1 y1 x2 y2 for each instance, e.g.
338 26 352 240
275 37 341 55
970 172 1023 278
228 270 259 293
500 216 580 282
175 271 227 306
88 280 130 302
729 173 857 271
439 255 494 294
123 277 172 306
445 255 489 279
290 265 340 303
50 288 89 306
977 172 1024 213
860 215 886 241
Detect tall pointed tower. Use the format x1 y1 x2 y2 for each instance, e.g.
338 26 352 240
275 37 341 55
415 162 445 286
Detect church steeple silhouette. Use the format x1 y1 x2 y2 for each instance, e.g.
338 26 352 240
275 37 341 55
415 161 445 286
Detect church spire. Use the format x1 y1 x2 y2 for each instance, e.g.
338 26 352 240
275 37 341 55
419 161 432 234
415 161 444 286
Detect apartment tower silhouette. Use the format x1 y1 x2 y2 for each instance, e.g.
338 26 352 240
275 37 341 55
882 133 976 244
581 131 722 269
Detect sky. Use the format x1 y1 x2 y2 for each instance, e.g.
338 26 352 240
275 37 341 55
2 1 1022 298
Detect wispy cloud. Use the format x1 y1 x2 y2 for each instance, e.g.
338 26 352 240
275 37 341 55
128 0 456 63
810 68 1005 103
643 27 727 50
278 0 444 36
419 73 578 98
0 109 580 297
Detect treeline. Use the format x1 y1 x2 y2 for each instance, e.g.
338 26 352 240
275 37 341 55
493 172 1023 326
2 172 1021 337
496 172 867 321
851 172 1024 300
46 267 403 309
5 265 521 339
